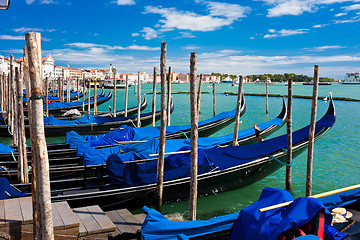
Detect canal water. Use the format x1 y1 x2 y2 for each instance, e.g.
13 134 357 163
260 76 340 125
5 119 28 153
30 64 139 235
1 82 359 219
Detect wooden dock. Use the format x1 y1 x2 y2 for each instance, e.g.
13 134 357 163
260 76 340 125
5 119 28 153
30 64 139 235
0 197 145 239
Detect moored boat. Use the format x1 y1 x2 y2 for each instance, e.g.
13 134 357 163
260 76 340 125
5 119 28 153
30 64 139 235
341 72 360 84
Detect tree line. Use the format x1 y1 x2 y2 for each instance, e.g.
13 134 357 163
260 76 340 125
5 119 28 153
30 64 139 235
211 73 335 82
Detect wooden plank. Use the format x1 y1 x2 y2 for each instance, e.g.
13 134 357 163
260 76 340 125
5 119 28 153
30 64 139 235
86 205 115 233
73 206 103 236
0 200 5 228
4 198 22 226
116 209 142 232
51 202 64 230
53 201 79 229
105 210 134 234
18 196 32 224
134 213 146 224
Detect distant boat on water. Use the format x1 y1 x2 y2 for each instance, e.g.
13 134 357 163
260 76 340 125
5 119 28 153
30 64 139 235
103 78 131 89
342 72 360 84
254 77 273 85
303 82 332 85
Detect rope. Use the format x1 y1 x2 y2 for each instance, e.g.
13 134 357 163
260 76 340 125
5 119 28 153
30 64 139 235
266 154 293 167
10 151 17 161
130 119 136 128
7 125 13 136
179 131 188 139
29 94 43 100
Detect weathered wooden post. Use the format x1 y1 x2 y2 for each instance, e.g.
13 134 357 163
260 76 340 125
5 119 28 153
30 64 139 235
57 76 61 100
66 78 70 102
0 74 3 112
197 74 203 118
15 66 29 183
124 75 129 117
25 32 54 240
94 78 98 115
137 72 141 127
266 77 269 114
189 52 198 220
232 75 244 146
82 76 85 112
23 47 31 118
167 67 172 126
61 75 65 103
113 70 117 117
156 42 167 212
306 65 319 197
285 78 293 191
76 77 79 101
212 82 216 116
151 67 157 127
10 55 18 146
87 79 91 114
45 77 49 116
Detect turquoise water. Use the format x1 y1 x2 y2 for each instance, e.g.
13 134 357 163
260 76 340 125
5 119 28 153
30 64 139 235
1 82 359 219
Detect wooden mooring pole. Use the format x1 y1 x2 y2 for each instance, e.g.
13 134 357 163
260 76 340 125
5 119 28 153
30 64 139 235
189 52 198 221
266 77 269 114
25 32 54 240
124 75 129 117
232 75 243 146
10 55 18 146
45 77 49 116
82 76 85 112
212 82 216 116
151 67 157 127
286 78 293 191
306 65 319 197
113 71 117 117
15 66 29 183
167 67 172 126
94 79 98 115
137 72 141 127
66 78 70 102
156 42 167 212
87 79 91 114
197 74 203 118
76 77 79 101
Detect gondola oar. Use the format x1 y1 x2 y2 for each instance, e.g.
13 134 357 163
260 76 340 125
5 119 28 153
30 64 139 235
259 184 360 212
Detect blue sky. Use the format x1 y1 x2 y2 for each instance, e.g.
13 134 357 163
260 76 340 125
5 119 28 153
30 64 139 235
1 0 360 79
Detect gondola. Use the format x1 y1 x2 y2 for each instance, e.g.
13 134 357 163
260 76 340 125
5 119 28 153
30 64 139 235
22 89 109 116
0 97 286 181
133 185 360 240
10 94 335 211
23 90 85 103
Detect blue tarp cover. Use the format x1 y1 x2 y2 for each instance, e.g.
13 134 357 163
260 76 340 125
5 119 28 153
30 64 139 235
0 143 14 153
141 188 346 240
229 188 346 240
141 206 239 240
65 108 238 148
107 147 215 186
319 188 360 209
42 92 107 110
106 112 334 186
0 177 25 200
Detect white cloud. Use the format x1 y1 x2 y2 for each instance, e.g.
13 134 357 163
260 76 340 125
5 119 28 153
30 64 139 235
140 2 250 39
264 28 309 38
183 45 201 50
132 33 140 37
116 0 135 5
335 12 347 16
26 0 35 4
261 0 360 17
313 23 329 28
173 32 196 39
66 42 159 51
306 45 345 51
342 3 360 11
0 35 24 40
13 27 44 33
25 0 56 4
140 27 158 40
